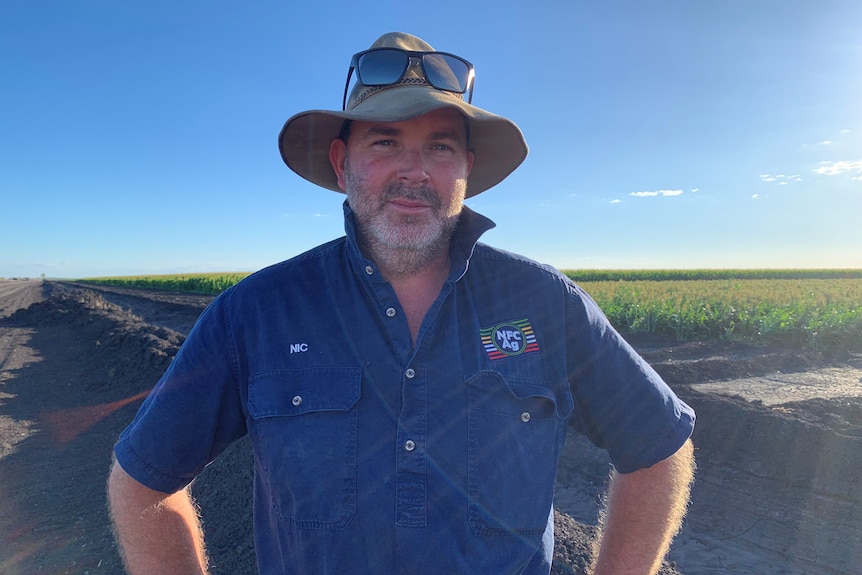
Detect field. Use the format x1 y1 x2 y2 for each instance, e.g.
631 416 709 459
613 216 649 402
80 272 248 294
4 279 862 574
81 270 862 354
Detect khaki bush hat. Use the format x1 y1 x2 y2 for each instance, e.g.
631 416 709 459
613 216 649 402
278 32 528 198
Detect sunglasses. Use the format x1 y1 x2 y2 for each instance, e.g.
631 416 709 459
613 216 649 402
342 48 475 110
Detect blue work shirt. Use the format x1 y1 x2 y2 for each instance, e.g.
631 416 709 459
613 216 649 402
114 203 695 574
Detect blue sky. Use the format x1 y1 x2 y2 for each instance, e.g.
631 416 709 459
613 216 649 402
2 0 860 278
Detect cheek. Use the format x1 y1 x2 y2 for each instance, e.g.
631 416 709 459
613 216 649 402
447 160 472 187
353 158 397 189
437 178 468 215
437 166 470 196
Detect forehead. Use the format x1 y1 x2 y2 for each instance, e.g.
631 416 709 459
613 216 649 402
351 108 468 140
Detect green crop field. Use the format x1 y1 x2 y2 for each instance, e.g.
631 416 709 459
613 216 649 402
80 270 862 353
79 273 249 295
575 277 862 353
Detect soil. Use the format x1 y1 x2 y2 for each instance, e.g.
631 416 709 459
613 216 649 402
1 279 861 574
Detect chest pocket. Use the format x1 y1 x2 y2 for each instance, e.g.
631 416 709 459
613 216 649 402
248 367 361 529
466 370 572 537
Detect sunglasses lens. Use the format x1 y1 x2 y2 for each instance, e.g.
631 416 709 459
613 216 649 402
356 49 409 85
423 54 470 92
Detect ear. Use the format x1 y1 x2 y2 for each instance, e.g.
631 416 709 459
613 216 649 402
465 150 474 178
329 138 348 191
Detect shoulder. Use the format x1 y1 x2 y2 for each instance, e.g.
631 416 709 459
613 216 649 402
467 244 602 315
233 237 346 292
208 238 347 314
469 243 576 288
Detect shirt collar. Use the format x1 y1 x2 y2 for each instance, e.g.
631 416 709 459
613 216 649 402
342 200 496 281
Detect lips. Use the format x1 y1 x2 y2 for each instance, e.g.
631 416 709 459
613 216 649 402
382 184 441 212
388 197 432 212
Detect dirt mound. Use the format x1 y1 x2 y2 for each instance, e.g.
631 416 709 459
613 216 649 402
629 334 834 385
1 281 861 574
0 282 183 574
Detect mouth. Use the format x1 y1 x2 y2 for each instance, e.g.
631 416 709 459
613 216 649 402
387 197 434 214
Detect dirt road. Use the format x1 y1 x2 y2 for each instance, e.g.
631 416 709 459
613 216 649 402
1 279 860 574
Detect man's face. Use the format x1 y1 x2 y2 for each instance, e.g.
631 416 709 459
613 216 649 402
329 108 474 254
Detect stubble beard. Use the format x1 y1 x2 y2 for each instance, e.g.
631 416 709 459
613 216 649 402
343 160 466 277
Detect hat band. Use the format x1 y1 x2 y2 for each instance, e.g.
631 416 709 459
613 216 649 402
349 77 467 110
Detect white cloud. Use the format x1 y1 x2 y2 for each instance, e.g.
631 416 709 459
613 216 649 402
814 160 862 176
630 189 684 197
691 188 699 193
761 173 801 184
752 194 759 200
610 199 621 204
818 140 833 146
840 129 851 135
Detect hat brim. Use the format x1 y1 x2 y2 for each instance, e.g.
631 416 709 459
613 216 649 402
278 85 528 198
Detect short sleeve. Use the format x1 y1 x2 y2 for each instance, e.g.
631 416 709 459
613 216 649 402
564 283 695 473
113 291 247 493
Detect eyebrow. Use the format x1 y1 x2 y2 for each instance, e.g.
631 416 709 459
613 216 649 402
362 125 400 138
359 124 465 144
429 129 464 143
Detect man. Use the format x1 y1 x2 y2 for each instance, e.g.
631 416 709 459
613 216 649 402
108 32 695 575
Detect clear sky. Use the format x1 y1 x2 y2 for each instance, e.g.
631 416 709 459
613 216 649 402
2 0 860 278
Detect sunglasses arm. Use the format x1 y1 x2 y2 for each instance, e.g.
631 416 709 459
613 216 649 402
341 67 355 111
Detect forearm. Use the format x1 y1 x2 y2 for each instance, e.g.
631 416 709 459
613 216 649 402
108 459 210 575
592 439 695 575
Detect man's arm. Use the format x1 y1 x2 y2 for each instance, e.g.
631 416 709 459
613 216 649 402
107 458 210 575
592 439 695 575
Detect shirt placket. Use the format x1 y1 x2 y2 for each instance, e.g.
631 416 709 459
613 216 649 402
395 361 427 527
359 260 430 527
392 282 454 529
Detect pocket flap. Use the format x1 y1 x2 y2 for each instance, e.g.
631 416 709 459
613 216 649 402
248 367 362 418
466 370 573 419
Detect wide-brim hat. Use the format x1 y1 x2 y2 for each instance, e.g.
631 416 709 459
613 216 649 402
278 32 528 198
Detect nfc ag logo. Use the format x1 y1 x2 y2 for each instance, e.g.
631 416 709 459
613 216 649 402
480 318 541 361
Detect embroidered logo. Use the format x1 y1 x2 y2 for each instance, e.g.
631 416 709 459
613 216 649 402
480 318 540 361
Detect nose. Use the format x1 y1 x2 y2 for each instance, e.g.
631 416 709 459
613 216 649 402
397 147 430 183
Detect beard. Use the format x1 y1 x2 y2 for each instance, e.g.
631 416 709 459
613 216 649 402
343 161 466 276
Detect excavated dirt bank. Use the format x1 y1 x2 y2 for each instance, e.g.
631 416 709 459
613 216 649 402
1 279 860 574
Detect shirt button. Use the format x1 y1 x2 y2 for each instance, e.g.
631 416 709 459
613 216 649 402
365 265 374 275
404 440 416 452
292 395 303 407
405 368 415 379
386 307 397 317
520 411 531 423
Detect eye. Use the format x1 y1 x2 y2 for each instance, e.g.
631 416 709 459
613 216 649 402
431 142 453 151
